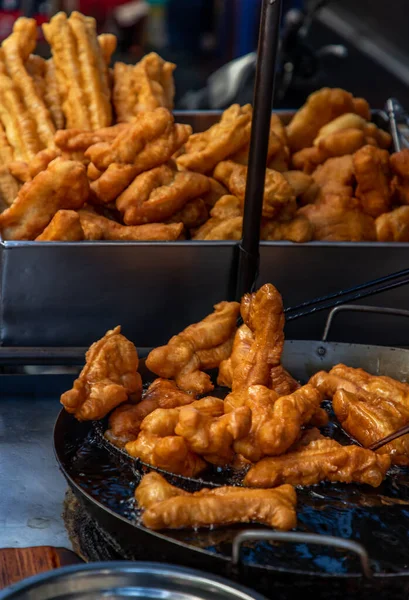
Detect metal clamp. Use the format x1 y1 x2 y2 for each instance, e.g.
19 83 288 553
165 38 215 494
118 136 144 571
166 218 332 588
231 530 372 578
322 304 409 342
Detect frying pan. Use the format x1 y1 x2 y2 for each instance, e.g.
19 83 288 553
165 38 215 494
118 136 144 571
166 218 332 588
54 307 409 599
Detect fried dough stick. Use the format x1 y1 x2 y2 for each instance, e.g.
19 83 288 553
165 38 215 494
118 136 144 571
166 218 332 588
0 158 89 240
36 209 84 241
0 60 41 161
232 384 323 462
2 18 56 147
78 210 183 241
61 326 142 420
176 104 252 174
310 364 409 465
55 122 128 153
44 59 65 130
105 378 195 447
0 166 21 211
376 206 409 242
116 161 210 225
214 161 296 220
43 12 112 130
244 437 391 488
113 53 175 122
136 472 297 531
354 145 391 217
146 301 239 394
224 284 285 409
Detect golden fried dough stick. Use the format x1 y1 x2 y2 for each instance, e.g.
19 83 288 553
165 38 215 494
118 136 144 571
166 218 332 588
35 210 84 241
126 432 206 477
105 379 196 447
116 161 210 225
146 301 240 394
232 384 323 462
138 474 297 531
229 114 286 166
113 53 175 123
60 326 142 421
86 108 190 171
167 197 208 229
260 215 313 242
193 215 243 240
0 158 89 240
312 154 355 199
176 104 252 174
0 61 41 161
2 19 56 148
310 364 409 465
90 164 139 204
286 87 370 151
9 148 62 184
214 161 297 220
270 365 300 397
218 324 253 388
175 404 251 465
8 161 30 183
282 171 313 197
55 122 128 153
354 145 391 217
0 118 14 163
43 59 65 130
225 284 285 410
376 206 409 242
98 33 117 66
298 195 376 242
136 472 189 509
0 166 21 211
390 149 409 206
313 113 367 145
244 437 390 488
202 177 229 208
26 54 46 100
78 210 183 241
43 12 112 130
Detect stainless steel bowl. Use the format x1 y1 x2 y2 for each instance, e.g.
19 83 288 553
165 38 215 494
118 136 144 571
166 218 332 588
0 561 266 600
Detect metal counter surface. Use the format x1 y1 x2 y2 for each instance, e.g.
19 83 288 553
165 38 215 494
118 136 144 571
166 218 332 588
0 376 74 548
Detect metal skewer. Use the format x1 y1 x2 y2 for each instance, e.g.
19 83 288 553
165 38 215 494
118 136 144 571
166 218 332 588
236 0 283 299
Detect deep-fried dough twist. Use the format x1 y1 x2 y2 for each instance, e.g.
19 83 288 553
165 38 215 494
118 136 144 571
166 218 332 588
0 158 89 240
354 145 391 217
60 326 142 420
136 472 297 531
146 301 240 394
79 210 183 241
116 161 210 225
244 437 391 488
176 104 252 174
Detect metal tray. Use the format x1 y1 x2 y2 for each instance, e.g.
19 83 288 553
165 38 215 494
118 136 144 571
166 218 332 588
3 110 409 348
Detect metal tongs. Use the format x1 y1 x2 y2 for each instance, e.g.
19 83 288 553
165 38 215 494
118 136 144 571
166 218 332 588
385 97 409 152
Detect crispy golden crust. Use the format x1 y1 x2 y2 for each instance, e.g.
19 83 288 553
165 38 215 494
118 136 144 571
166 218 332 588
78 210 183 241
244 437 390 488
192 215 243 240
375 206 409 242
116 162 210 225
354 145 391 217
0 166 21 212
310 364 409 465
98 33 117 66
43 12 112 130
2 19 56 148
286 88 369 151
146 301 240 395
90 164 139 204
60 325 142 420
0 158 89 240
176 104 252 174
136 473 297 531
55 122 127 153
218 324 253 388
86 108 190 171
43 59 65 130
35 209 84 241
167 197 208 229
390 149 409 206
214 161 297 220
260 215 313 242
113 53 175 122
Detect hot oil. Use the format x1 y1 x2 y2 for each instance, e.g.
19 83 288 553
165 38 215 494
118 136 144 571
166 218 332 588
61 390 409 577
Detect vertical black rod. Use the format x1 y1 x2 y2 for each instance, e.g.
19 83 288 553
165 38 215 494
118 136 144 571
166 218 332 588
236 0 282 300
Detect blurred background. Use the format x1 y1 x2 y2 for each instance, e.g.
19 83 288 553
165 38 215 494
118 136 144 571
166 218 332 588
4 0 408 109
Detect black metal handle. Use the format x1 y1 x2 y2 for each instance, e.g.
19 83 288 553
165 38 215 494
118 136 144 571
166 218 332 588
322 304 409 342
231 530 372 578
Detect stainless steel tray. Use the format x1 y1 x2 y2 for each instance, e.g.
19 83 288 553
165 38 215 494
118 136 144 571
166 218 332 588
2 109 407 348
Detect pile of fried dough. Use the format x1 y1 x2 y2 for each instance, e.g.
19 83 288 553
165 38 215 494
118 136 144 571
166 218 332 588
60 282 409 531
0 13 406 243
